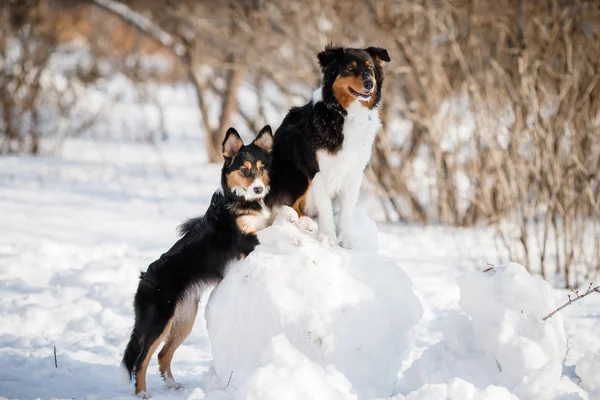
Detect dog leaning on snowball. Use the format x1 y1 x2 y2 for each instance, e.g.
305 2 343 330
121 125 314 397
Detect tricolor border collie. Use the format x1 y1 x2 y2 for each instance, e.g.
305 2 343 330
122 126 274 397
266 45 390 248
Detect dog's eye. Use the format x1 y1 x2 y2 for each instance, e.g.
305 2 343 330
240 167 249 175
347 65 355 72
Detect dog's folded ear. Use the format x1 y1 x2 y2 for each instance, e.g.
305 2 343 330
317 45 344 70
365 47 391 63
223 127 244 158
252 125 273 153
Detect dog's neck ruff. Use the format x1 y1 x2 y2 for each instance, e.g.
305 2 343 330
222 190 268 215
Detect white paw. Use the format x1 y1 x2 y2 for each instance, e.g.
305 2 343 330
338 235 353 249
137 391 152 399
164 377 183 390
297 216 318 233
278 206 299 224
318 232 338 246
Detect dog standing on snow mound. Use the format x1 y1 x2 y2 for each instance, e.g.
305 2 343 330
265 45 390 249
121 125 300 398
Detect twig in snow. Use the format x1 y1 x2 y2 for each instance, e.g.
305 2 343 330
543 282 600 321
53 345 58 368
224 370 233 389
482 262 495 273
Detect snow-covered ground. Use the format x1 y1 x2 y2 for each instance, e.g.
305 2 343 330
1 136 599 400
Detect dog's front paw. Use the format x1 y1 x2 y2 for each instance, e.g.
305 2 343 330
137 391 152 399
277 205 299 224
298 216 318 232
338 232 353 250
318 232 338 246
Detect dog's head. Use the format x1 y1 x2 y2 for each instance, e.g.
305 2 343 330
318 45 390 110
221 125 273 202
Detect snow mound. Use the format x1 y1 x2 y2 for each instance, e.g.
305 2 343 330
205 209 422 399
400 262 585 400
576 352 600 396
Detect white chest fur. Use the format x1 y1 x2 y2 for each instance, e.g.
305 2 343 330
237 202 272 234
316 100 381 195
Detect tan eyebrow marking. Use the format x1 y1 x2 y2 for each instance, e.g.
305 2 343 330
227 170 253 190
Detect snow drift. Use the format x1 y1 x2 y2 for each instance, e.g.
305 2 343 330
399 262 587 400
205 208 423 399
576 352 600 397
380 378 519 400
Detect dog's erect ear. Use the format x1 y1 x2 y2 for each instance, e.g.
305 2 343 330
222 127 244 158
365 47 391 63
252 125 273 153
317 45 344 70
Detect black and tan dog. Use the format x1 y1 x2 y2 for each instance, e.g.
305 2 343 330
122 126 274 397
266 45 390 249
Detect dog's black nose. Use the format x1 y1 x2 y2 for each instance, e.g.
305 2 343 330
363 80 374 91
254 187 264 194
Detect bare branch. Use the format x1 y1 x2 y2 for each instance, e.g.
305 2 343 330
543 283 600 321
88 0 186 57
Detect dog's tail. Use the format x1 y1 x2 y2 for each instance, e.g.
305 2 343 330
121 327 142 380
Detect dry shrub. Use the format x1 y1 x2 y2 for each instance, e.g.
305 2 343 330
0 3 54 153
370 0 600 287
0 1 104 153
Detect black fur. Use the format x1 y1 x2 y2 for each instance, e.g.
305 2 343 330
265 45 389 208
122 126 273 393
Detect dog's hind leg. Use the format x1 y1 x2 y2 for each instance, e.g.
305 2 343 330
135 318 172 397
158 296 199 389
291 184 309 218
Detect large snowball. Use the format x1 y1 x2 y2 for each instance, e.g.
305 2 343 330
236 334 356 400
205 210 422 399
399 263 585 400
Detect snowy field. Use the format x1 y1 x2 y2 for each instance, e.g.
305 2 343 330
1 136 599 400
1 71 600 399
